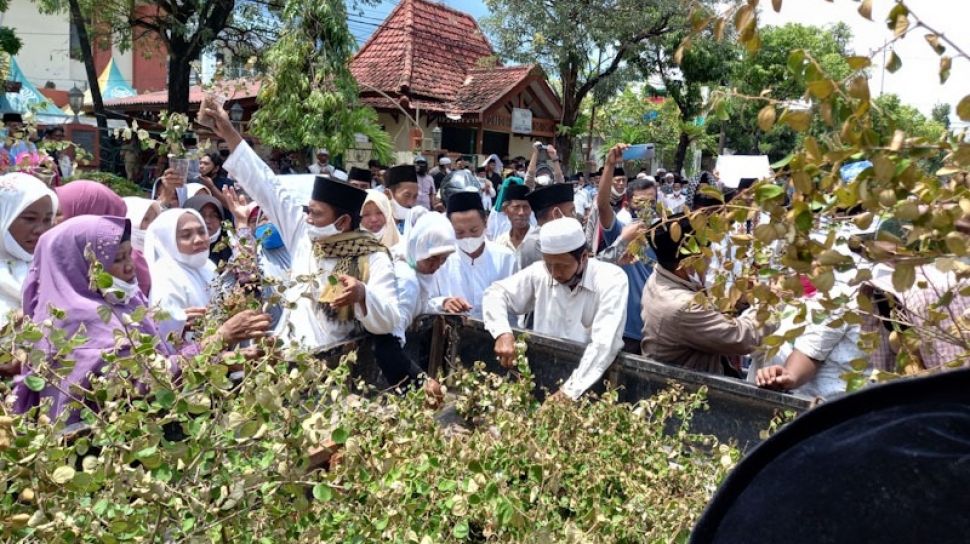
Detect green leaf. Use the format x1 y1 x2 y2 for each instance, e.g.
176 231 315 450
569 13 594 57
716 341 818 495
96 305 112 324
755 184 785 203
95 272 114 290
312 483 332 502
155 389 176 409
846 56 871 70
51 465 76 484
331 427 349 444
327 275 339 286
453 520 470 539
885 51 902 73
892 263 916 292
957 95 970 121
24 375 45 392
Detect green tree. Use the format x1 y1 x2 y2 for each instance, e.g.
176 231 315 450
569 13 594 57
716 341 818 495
249 0 391 161
34 0 280 114
719 22 853 160
874 94 947 141
597 85 682 166
635 29 739 172
931 102 951 129
482 0 690 169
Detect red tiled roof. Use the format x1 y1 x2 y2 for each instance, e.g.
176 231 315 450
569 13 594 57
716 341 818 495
451 66 534 112
350 0 495 102
102 80 261 108
100 0 562 120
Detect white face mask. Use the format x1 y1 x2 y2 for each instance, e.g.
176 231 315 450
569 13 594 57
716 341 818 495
101 276 140 305
2 230 33 262
391 198 410 221
177 249 210 269
307 219 342 241
131 229 147 252
208 227 222 245
611 187 625 199
457 234 485 254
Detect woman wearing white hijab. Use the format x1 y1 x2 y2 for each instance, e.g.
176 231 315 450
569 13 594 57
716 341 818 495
361 189 400 249
396 212 458 340
0 173 57 329
123 196 161 296
370 212 455 392
144 208 217 337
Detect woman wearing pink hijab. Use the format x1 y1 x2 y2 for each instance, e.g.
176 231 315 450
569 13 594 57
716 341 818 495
13 215 269 423
54 180 153 296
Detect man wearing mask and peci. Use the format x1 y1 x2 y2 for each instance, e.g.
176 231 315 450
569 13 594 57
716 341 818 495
202 103 399 350
427 191 516 319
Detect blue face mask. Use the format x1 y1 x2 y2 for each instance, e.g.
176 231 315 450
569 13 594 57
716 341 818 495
255 223 285 250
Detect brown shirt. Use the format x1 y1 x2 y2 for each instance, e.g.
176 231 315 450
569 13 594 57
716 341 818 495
640 266 763 374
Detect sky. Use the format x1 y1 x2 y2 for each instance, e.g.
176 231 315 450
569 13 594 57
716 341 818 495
349 0 969 124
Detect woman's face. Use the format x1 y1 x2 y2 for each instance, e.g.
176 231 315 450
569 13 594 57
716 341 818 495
107 240 136 282
8 196 55 254
199 204 222 236
140 202 161 230
416 253 449 275
361 201 386 234
176 213 209 255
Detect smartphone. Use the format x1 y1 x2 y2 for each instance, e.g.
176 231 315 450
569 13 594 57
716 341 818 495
622 144 655 161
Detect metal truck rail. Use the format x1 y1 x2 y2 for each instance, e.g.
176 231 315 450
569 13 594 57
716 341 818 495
317 316 813 451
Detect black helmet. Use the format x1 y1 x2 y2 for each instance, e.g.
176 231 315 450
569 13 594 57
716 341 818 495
439 169 482 205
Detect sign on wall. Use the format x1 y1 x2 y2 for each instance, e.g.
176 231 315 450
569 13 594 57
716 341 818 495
511 108 533 134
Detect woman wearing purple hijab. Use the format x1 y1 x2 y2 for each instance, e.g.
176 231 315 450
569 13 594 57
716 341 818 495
54 180 127 220
13 215 268 423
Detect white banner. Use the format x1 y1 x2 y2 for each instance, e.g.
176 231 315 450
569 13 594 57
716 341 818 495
511 108 533 134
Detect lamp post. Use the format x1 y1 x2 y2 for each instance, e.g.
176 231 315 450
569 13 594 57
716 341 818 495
229 102 244 130
68 85 83 123
431 126 442 151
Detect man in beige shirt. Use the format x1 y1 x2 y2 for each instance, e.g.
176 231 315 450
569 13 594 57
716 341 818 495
640 215 764 375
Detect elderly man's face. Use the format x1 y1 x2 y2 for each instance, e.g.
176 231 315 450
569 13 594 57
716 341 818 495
317 152 329 164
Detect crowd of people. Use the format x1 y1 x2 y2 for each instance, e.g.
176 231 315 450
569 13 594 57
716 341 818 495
1 100 965 423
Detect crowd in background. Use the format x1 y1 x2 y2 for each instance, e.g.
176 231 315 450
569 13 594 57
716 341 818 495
1 100 967 424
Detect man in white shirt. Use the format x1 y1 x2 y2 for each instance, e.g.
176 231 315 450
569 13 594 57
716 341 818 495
663 178 686 213
204 104 399 351
430 191 516 319
308 148 335 176
483 217 628 400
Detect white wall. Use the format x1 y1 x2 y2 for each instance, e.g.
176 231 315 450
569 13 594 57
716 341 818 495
2 0 134 91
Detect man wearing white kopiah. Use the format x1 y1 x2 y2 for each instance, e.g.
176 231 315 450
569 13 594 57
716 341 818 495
482 217 628 400
427 191 516 318
203 103 399 349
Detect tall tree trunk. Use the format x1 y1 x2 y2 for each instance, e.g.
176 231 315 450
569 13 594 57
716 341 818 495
555 65 579 174
68 0 107 170
673 131 690 174
167 41 194 115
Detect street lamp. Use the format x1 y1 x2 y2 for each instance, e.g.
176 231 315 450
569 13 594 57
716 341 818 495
229 102 244 129
68 85 84 123
431 126 442 150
